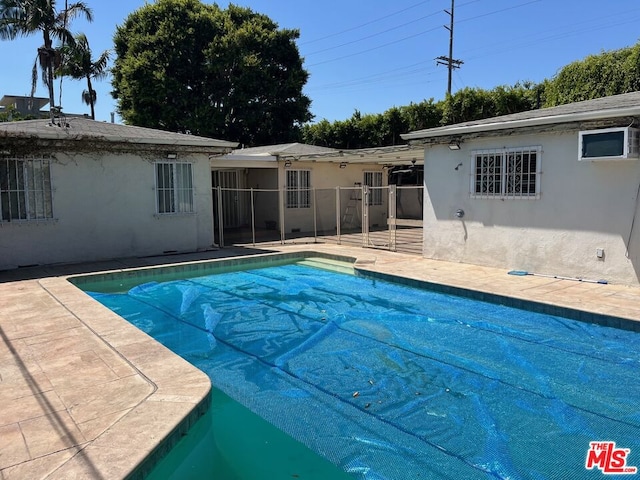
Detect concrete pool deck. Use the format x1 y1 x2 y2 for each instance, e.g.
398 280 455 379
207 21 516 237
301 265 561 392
1 244 640 479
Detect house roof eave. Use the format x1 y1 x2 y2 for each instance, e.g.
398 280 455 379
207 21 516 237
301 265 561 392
401 105 640 143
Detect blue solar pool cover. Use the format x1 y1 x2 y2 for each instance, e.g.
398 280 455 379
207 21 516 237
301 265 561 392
90 264 640 479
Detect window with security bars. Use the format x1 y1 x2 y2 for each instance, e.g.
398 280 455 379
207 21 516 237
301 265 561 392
364 171 383 206
472 147 541 198
0 156 53 221
155 162 194 214
286 170 310 208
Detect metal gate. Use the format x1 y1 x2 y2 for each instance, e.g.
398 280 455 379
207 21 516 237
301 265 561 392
214 184 423 255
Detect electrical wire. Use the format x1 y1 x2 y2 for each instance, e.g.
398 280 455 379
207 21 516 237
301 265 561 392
305 10 442 57
305 0 542 68
300 0 432 46
306 3 640 97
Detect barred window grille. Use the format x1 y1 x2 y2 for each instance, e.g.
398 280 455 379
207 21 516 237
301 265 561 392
286 170 310 208
0 156 53 221
155 162 194 214
472 147 540 199
364 171 383 206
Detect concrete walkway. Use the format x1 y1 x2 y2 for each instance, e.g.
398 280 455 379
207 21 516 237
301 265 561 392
1 245 639 479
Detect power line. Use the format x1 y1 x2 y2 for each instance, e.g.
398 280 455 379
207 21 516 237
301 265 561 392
306 25 442 68
306 1 637 102
300 0 432 46
305 0 542 68
309 63 439 92
305 10 442 57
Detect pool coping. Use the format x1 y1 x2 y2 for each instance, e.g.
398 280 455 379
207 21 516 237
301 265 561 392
37 276 213 480
3 245 640 479
67 247 640 477
356 269 640 333
70 248 640 333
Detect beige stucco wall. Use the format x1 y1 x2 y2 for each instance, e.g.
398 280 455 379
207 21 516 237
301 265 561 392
277 162 388 234
1 151 214 269
422 129 640 285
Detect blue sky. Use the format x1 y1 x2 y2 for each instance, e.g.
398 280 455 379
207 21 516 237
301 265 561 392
2 0 640 127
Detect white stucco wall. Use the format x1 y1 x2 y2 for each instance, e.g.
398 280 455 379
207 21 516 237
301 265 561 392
1 151 214 269
422 129 640 286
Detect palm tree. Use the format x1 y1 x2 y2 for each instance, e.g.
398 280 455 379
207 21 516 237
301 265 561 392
0 0 93 122
58 33 109 120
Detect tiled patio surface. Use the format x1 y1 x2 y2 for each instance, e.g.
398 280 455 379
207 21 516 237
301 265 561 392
1 244 640 479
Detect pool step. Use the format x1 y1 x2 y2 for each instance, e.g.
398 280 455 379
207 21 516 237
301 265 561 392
297 257 355 275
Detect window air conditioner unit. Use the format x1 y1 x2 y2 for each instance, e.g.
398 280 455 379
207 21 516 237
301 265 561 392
579 126 640 161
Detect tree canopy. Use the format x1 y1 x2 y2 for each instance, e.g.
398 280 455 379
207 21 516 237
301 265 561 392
544 43 640 106
301 100 443 149
303 41 640 150
111 0 312 146
300 85 540 149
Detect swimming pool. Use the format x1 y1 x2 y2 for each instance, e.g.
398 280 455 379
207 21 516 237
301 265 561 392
76 255 640 479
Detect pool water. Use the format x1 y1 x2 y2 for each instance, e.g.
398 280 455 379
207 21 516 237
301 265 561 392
145 388 352 479
87 261 640 479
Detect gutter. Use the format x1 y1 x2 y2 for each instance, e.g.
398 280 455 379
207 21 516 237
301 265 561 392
400 106 640 141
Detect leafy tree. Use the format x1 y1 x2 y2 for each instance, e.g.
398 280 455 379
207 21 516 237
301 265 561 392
544 43 640 106
0 0 93 121
300 119 337 147
57 32 110 119
111 0 312 146
401 99 442 132
441 83 539 125
301 100 442 149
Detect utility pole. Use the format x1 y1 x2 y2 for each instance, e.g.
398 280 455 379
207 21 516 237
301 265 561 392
436 0 463 96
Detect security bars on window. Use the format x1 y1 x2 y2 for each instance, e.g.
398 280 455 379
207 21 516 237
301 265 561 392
286 170 311 208
0 156 53 221
155 162 194 214
472 147 541 199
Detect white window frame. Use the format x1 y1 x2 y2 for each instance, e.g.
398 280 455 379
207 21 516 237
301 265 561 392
364 171 383 206
155 161 194 214
285 169 311 209
471 146 541 199
0 155 53 222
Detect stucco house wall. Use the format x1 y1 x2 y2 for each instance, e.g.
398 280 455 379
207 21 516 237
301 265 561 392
421 129 640 285
0 118 235 270
213 143 394 236
278 161 388 233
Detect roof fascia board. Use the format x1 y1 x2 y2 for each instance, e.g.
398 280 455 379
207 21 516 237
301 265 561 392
401 106 640 141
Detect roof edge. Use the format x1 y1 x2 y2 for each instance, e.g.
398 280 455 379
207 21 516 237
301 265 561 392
401 106 640 141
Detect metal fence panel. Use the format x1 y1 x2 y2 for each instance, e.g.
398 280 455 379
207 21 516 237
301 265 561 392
314 188 339 244
366 185 392 250
338 186 364 246
213 185 423 255
392 186 424 254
